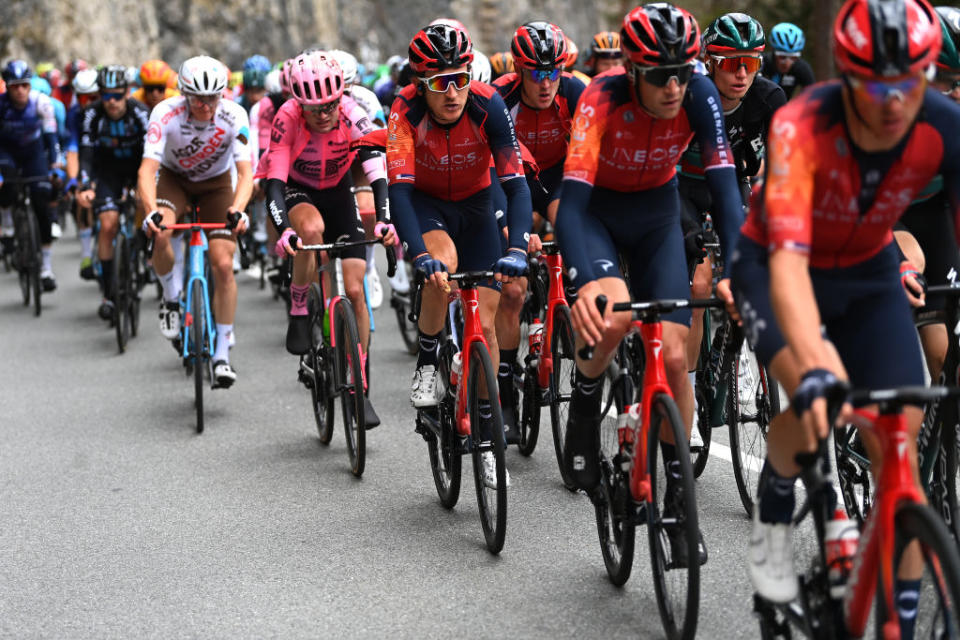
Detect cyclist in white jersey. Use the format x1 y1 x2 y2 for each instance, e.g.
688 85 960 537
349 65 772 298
138 56 253 388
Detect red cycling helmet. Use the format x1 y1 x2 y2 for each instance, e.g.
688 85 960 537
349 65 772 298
511 21 568 70
621 3 700 67
834 0 942 78
408 24 474 75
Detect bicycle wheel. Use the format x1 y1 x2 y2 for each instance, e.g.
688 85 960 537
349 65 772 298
937 417 960 545
835 425 874 524
307 284 335 444
392 264 419 355
729 345 780 518
28 207 42 317
875 502 960 639
549 304 577 490
648 392 700 640
428 345 462 508
129 234 142 338
114 234 131 353
596 396 636 586
468 342 508 554
334 298 365 477
518 362 541 456
691 321 715 478
14 207 32 307
190 279 206 434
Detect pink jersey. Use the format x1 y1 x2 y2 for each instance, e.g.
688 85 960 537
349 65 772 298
256 96 280 156
255 95 384 190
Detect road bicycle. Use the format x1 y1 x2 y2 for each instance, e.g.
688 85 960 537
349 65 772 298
580 294 708 640
7 175 46 317
297 235 396 478
756 385 960 639
412 270 511 554
109 190 146 353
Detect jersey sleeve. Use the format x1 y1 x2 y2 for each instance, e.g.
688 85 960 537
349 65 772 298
483 91 525 182
36 94 58 135
762 106 817 254
142 101 170 163
248 101 261 161
562 81 611 186
230 106 252 165
686 76 735 172
254 102 296 182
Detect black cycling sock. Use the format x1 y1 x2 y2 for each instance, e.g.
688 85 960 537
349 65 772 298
478 398 494 442
100 259 114 299
757 459 796 524
570 369 603 417
497 349 518 408
660 441 682 491
416 331 441 368
895 578 921 640
499 348 518 371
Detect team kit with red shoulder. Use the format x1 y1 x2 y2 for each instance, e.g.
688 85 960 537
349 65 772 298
4 0 960 637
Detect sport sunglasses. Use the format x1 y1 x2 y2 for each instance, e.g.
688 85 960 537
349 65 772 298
302 99 340 115
419 71 471 92
630 63 694 88
846 74 923 103
936 70 960 94
100 92 126 102
143 84 167 94
711 55 763 74
526 67 562 82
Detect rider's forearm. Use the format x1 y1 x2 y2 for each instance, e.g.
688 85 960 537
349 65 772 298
704 165 745 278
769 249 832 373
66 152 79 180
137 159 160 213
231 162 253 212
264 179 291 233
501 176 533 252
388 182 426 257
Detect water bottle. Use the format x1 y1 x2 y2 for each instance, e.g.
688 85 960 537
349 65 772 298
824 508 860 599
616 404 641 471
528 318 544 356
450 351 463 387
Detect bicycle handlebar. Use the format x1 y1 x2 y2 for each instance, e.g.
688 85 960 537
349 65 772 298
297 235 397 278
145 211 246 260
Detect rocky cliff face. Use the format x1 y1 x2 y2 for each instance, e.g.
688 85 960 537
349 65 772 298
1 0 623 71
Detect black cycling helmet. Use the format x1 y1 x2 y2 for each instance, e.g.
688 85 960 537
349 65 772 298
97 65 128 91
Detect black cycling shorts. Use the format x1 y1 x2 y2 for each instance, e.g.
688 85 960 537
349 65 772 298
285 173 366 261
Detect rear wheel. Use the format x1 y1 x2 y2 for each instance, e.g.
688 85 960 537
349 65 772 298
307 284 334 444
875 502 960 639
129 233 143 338
114 234 131 353
518 364 541 456
691 319 715 478
334 298 365 477
729 346 780 518
549 304 577 490
937 415 960 545
190 280 206 434
27 208 41 317
469 342 508 554
428 345 462 508
14 206 32 307
392 263 419 355
648 392 700 640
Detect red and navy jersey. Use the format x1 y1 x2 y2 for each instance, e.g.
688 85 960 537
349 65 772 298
563 69 735 192
386 81 525 201
741 81 960 269
492 72 586 170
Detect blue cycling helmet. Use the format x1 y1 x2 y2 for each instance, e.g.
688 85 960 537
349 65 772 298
2 60 33 85
243 55 271 72
769 23 805 53
30 76 52 95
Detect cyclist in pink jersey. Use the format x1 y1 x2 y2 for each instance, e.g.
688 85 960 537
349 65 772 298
256 50 396 429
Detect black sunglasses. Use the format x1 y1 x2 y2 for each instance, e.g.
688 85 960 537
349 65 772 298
631 63 694 88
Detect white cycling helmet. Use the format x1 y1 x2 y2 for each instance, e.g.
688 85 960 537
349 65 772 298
177 55 228 96
330 49 359 85
125 66 140 87
471 50 491 83
72 68 99 94
264 69 282 95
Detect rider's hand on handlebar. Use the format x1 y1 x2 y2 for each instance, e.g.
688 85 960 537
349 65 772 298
570 280 608 348
413 253 448 289
275 228 300 257
374 222 398 247
716 278 740 325
791 368 852 441
141 211 163 237
494 248 528 283
76 188 96 209
900 262 926 308
227 207 249 234
527 233 543 254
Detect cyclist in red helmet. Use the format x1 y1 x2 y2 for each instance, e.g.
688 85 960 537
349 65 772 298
556 2 745 567
733 0 960 620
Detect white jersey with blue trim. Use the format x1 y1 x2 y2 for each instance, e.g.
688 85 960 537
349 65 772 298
346 85 384 126
142 95 251 182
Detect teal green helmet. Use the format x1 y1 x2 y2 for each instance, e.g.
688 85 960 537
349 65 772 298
937 6 960 71
703 13 765 54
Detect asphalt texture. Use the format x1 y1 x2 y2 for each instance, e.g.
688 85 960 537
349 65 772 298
1 231 787 639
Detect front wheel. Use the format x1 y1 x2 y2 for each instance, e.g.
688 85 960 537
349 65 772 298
549 304 577 490
648 392 700 640
190 280 206 434
307 284 334 444
875 502 960 639
468 342 508 554
596 400 636 585
334 298 365 477
428 345 462 508
113 234 131 353
518 363 541 456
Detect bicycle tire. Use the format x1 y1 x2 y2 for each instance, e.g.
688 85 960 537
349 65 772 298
307 284 335 444
549 304 577 491
429 344 462 508
114 234 131 353
21 204 43 317
129 233 142 338
937 417 960 545
596 409 636 586
648 392 700 640
691 320 714 478
191 279 205 434
334 298 366 477
518 363 541 456
468 342 508 554
729 346 780 518
875 501 960 639
14 206 31 307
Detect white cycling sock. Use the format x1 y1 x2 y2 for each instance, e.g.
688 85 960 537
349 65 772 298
79 228 93 258
365 245 376 274
41 248 52 273
215 324 232 362
171 235 185 287
689 370 699 429
158 270 180 303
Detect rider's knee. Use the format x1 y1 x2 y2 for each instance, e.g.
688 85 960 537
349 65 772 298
663 339 688 379
345 278 365 307
499 281 525 313
298 217 325 244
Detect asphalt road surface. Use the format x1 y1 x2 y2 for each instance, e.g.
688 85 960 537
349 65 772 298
2 232 788 638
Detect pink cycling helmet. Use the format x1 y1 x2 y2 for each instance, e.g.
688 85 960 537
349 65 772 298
279 58 294 93
288 51 344 105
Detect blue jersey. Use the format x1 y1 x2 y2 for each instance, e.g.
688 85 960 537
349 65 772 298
65 103 85 154
0 90 60 165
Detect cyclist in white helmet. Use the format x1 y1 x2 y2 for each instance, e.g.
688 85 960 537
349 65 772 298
138 55 253 388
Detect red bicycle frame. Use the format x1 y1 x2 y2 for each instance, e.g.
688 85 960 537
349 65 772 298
536 250 569 390
843 409 941 638
453 284 489 438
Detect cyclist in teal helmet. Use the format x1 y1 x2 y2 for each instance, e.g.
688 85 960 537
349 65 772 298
237 55 271 115
764 22 814 99
934 6 960 102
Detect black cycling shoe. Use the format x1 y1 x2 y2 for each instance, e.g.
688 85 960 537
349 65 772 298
663 485 708 568
363 395 381 430
562 411 601 491
98 299 114 321
41 274 57 292
502 405 520 445
285 314 311 355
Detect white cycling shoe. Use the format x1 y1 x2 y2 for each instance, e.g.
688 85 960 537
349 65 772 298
159 302 181 340
749 507 799 603
481 450 511 489
368 270 383 309
410 365 441 408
